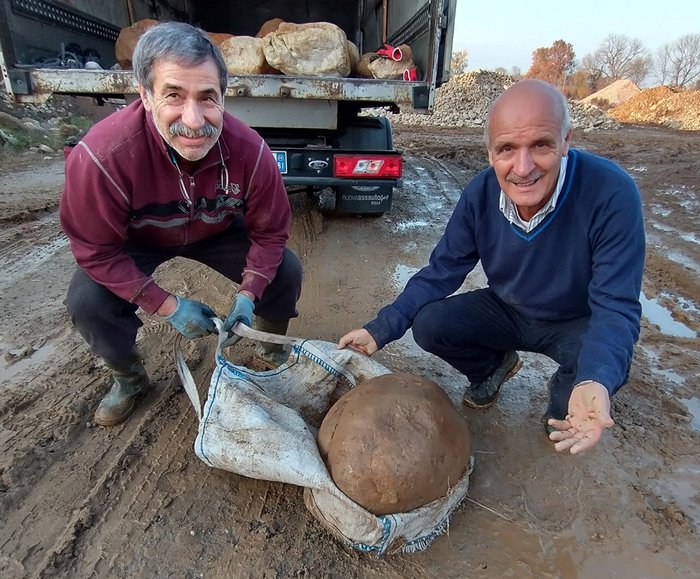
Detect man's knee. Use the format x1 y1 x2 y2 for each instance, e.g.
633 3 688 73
412 302 442 352
255 249 303 320
276 248 303 291
65 270 108 320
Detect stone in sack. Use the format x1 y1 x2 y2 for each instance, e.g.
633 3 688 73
317 373 471 515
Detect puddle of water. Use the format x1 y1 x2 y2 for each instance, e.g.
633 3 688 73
657 222 700 245
680 232 700 245
649 204 671 217
664 186 698 212
393 264 419 289
395 328 420 352
392 219 429 232
675 295 699 315
680 396 700 431
640 293 697 338
658 368 686 385
0 342 56 384
642 348 687 386
666 250 700 275
651 458 700 533
651 221 673 231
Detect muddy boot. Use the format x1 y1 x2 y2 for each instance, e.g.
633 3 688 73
94 355 150 427
252 317 290 370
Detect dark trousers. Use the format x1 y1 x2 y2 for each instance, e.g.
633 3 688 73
411 288 590 420
65 221 303 365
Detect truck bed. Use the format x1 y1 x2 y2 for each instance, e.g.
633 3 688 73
1 0 454 112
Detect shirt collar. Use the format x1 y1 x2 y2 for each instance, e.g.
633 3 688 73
499 155 568 233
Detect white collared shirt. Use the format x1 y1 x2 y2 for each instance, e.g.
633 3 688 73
499 156 568 233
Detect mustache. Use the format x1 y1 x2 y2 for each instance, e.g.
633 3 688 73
506 170 544 184
169 121 220 139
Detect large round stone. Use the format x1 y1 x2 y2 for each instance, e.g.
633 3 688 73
317 373 471 515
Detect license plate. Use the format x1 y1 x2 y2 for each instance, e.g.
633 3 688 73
272 151 287 174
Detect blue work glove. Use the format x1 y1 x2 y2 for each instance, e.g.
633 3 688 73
223 294 255 332
163 296 216 339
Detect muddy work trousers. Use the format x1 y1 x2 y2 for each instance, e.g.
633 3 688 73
411 288 616 420
65 221 303 365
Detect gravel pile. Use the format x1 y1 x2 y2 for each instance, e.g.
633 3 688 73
609 87 700 130
580 79 640 108
380 70 620 131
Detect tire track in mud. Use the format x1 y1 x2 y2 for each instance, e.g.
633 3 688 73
397 152 467 221
286 153 467 345
0 213 68 289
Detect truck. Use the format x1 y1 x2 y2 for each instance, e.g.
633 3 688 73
0 0 457 215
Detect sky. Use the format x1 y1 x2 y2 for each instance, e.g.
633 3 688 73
452 0 699 73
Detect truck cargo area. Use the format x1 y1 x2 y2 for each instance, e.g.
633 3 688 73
0 0 456 214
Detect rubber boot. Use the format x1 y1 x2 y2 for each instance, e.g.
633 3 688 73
94 355 150 427
252 317 290 369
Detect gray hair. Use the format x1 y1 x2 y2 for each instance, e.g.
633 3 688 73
483 83 572 147
132 22 228 97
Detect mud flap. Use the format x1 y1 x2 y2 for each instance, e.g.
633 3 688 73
335 184 392 214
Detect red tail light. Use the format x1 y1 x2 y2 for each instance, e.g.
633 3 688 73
334 155 402 178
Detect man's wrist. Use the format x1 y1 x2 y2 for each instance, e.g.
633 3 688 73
157 294 178 317
238 290 256 302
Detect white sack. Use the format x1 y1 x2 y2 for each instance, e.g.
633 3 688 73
176 321 473 555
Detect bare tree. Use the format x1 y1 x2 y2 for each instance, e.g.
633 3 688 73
654 34 700 87
510 65 522 78
583 34 651 85
451 49 468 75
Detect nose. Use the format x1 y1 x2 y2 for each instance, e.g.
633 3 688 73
180 98 205 129
512 148 535 176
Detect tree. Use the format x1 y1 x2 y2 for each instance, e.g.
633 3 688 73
582 34 651 85
566 70 594 100
654 33 700 87
510 65 522 79
525 39 576 90
451 49 468 75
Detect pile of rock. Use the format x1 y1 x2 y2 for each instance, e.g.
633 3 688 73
382 70 620 131
0 92 87 153
609 86 700 130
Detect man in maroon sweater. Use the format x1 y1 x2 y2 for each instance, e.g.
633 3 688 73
60 22 302 426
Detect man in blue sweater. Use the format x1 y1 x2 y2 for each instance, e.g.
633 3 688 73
338 79 645 454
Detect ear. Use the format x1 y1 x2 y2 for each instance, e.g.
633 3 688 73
487 148 494 166
562 128 571 156
139 85 152 112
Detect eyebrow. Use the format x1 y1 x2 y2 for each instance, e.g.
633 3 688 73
160 83 219 97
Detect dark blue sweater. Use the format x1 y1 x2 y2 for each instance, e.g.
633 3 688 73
365 149 645 394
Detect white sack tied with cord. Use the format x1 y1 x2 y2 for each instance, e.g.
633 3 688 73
176 320 474 555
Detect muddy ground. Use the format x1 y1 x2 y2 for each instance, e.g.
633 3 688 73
0 123 698 578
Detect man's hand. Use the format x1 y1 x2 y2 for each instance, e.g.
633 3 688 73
547 381 615 455
221 292 255 347
337 329 378 356
162 295 216 339
223 293 255 332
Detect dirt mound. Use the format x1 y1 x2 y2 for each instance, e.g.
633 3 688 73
581 79 640 107
609 86 700 130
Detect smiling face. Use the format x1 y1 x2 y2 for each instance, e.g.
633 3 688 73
487 81 570 221
140 57 224 162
